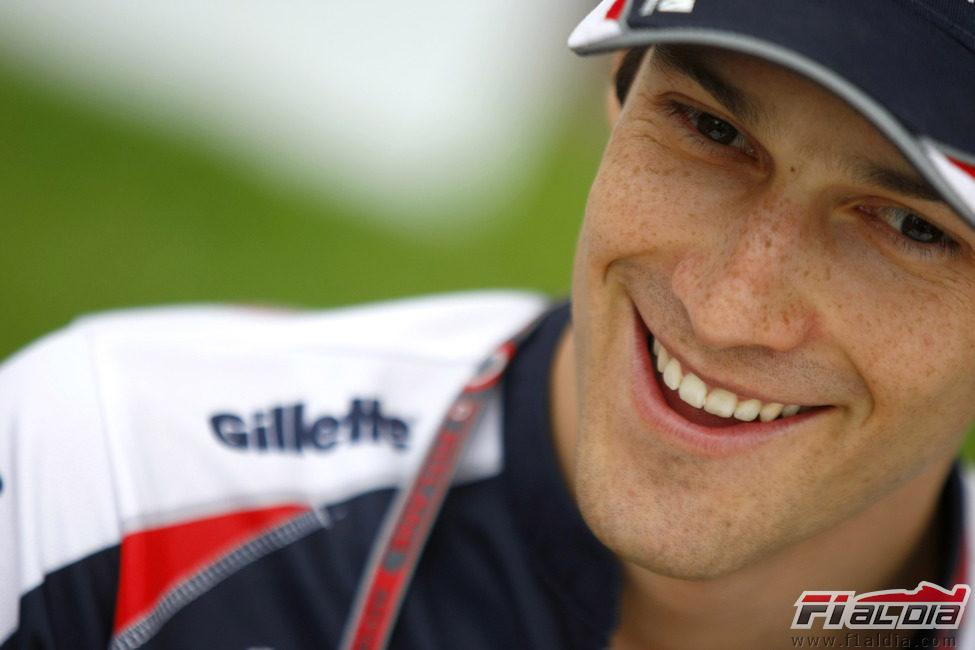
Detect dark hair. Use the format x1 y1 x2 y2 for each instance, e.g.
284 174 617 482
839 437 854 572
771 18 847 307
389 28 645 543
614 47 650 106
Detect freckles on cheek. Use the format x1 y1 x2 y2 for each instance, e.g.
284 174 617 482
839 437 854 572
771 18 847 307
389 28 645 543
584 185 679 262
843 304 969 428
582 130 701 273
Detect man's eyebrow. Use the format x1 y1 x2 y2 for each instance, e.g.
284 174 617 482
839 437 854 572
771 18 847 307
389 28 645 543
850 159 945 203
652 47 946 205
651 46 765 125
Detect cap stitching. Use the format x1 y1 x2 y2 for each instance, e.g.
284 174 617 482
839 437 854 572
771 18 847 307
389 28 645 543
893 0 975 52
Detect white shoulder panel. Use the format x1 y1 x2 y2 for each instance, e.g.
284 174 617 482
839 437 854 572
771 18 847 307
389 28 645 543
0 290 549 640
0 323 122 639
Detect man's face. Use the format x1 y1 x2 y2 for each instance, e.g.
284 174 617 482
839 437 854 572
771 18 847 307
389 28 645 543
567 46 975 579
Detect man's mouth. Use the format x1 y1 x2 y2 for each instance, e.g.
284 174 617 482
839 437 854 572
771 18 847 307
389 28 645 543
649 336 812 427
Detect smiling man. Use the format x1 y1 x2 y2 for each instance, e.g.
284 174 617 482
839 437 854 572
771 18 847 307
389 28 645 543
3 1 975 649
559 1 975 645
558 41 975 648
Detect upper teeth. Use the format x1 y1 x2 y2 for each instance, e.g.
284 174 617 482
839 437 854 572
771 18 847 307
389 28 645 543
653 339 801 422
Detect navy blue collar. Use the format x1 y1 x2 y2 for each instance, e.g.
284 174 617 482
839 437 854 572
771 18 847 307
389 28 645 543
502 302 621 647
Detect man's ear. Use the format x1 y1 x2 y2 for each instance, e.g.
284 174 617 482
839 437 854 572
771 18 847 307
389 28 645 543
609 48 650 126
607 51 627 125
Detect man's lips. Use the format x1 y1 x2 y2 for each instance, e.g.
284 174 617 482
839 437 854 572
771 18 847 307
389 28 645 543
632 311 828 438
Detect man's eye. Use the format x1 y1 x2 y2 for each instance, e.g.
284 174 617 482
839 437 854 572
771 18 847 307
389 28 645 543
864 205 960 258
665 102 753 156
694 112 740 146
877 207 950 245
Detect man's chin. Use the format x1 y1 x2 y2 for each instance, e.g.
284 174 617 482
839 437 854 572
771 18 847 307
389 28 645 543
573 472 782 582
593 525 772 582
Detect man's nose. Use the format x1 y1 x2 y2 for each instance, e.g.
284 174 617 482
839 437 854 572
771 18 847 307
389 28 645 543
670 198 819 353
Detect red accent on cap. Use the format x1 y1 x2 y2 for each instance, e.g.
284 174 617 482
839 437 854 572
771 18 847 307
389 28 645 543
948 156 975 181
605 0 627 20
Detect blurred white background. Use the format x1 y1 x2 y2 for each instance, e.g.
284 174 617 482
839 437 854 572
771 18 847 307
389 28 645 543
0 0 598 231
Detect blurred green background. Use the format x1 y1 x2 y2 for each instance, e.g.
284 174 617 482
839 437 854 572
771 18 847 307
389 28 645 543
0 56 606 362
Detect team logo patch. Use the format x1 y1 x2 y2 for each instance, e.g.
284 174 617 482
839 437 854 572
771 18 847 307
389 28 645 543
641 0 698 15
792 582 970 631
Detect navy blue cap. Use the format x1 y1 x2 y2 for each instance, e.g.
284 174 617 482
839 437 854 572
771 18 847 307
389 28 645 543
570 0 975 228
